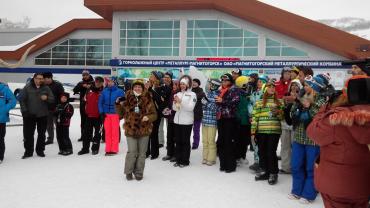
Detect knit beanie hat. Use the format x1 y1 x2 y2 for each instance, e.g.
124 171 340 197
151 71 163 81
289 79 303 90
221 73 234 83
164 71 173 79
305 75 326 93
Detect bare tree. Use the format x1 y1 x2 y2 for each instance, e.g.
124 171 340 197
0 17 31 29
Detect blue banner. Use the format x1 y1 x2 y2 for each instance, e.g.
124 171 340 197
110 59 347 69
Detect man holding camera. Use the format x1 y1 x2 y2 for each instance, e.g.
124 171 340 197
73 70 94 142
19 73 54 159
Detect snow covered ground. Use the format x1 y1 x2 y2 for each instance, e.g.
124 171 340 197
0 111 323 208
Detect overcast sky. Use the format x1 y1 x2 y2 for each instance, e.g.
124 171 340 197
0 0 369 28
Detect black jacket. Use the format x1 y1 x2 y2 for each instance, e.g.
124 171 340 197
192 87 206 121
19 80 54 118
149 85 171 118
55 102 74 127
47 80 64 110
73 75 94 103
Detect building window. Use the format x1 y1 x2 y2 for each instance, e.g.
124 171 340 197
265 38 308 57
186 20 259 57
34 39 112 66
119 20 180 56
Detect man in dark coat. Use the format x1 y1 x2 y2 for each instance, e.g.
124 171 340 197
19 73 55 159
73 70 94 141
43 72 64 145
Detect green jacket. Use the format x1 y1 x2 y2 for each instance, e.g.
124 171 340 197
251 97 284 135
236 92 251 125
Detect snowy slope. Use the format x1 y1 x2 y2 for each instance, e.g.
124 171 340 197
0 112 323 208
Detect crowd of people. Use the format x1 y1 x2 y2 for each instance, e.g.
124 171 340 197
0 64 369 207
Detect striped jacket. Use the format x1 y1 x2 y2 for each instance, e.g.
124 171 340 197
251 97 284 135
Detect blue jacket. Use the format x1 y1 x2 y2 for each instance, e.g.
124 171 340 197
0 83 17 123
98 86 124 114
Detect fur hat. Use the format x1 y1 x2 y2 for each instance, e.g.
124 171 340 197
132 79 145 89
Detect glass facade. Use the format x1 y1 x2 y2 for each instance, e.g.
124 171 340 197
186 20 259 57
119 20 180 56
265 38 308 57
35 39 112 66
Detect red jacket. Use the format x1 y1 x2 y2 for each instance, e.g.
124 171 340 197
307 105 370 198
275 79 290 99
85 88 102 118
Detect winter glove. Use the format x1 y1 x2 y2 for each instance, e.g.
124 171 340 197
201 97 208 105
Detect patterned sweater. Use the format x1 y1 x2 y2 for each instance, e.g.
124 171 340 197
251 97 284 135
202 90 218 127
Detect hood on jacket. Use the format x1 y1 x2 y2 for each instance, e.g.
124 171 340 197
329 105 370 127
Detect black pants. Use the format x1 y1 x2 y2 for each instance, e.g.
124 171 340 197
166 122 176 157
0 123 6 161
79 101 87 137
257 133 280 174
174 124 193 165
82 117 102 151
147 118 161 158
235 124 251 160
23 116 47 155
217 118 237 172
56 125 73 152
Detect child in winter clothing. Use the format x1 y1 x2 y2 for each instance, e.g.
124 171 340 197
78 77 104 155
280 79 303 174
289 75 327 203
98 76 125 156
248 74 268 172
251 80 284 185
55 92 74 155
201 79 220 166
0 82 17 163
